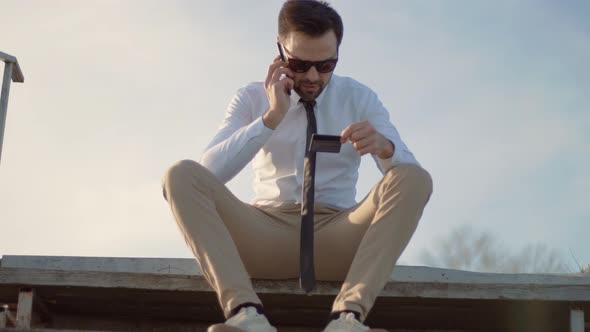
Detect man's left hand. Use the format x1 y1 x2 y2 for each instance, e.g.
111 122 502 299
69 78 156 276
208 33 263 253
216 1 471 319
340 120 394 159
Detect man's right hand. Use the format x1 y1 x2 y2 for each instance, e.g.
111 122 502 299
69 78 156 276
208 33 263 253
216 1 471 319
263 55 294 129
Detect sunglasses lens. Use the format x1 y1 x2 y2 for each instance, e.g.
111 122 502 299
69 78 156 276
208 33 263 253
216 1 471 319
287 59 338 73
288 59 311 73
316 60 337 73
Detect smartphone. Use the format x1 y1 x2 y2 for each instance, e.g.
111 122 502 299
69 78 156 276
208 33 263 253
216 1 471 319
277 42 286 62
309 134 342 153
276 42 291 95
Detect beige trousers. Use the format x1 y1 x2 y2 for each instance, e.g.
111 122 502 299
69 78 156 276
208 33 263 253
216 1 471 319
162 160 432 321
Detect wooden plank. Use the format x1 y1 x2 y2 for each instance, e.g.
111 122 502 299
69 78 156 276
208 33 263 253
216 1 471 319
570 308 584 332
1 266 590 302
1 255 202 276
12 61 24 83
16 288 33 328
3 255 590 285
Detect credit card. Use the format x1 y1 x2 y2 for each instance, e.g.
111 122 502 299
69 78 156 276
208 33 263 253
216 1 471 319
309 134 341 153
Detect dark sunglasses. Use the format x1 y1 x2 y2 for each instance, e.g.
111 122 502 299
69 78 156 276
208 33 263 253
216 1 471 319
279 43 338 73
287 58 339 73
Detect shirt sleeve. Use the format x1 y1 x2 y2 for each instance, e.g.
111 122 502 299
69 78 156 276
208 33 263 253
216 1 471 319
363 89 420 173
200 85 273 183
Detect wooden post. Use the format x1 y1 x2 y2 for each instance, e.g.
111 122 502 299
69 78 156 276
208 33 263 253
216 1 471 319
1 305 17 328
0 306 6 328
16 288 33 329
570 307 584 332
0 61 13 164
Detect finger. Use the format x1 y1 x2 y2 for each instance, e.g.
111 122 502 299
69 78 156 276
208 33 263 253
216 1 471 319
340 121 365 143
356 146 373 156
270 75 292 98
282 76 294 91
350 125 377 142
276 76 294 95
270 67 294 85
356 139 377 156
350 125 376 142
343 121 372 142
352 137 374 151
265 59 289 87
266 60 284 87
340 125 353 143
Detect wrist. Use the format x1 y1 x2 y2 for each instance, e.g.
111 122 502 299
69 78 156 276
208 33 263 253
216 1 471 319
377 138 395 159
262 108 285 130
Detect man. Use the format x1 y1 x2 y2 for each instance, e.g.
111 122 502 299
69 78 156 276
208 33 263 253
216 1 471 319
162 1 432 331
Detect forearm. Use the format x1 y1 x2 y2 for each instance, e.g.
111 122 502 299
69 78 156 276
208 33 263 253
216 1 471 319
262 107 287 130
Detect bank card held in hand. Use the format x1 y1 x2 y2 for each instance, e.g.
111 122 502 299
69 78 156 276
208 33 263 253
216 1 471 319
309 134 341 153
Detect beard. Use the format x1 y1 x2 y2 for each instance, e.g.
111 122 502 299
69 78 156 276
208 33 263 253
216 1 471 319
293 78 326 102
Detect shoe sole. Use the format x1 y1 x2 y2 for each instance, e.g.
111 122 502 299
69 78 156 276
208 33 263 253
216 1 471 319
207 324 245 332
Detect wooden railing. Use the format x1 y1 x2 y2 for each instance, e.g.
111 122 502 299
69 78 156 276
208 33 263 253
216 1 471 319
0 51 25 164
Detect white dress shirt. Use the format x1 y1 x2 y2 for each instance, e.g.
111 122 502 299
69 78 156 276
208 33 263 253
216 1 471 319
200 74 419 209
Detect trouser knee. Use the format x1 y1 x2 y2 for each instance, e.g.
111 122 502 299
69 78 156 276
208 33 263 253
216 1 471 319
161 159 210 200
383 163 433 203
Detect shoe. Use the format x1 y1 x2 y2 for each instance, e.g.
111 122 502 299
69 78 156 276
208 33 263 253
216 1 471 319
225 306 277 332
323 312 370 332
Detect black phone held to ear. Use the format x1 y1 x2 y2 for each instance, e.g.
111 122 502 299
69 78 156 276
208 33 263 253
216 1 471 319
276 42 291 96
277 42 286 62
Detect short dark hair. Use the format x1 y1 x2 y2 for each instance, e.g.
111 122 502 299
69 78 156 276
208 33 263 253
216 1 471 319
278 0 344 48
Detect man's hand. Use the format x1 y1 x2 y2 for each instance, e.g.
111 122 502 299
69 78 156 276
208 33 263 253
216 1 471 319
262 55 294 129
340 121 395 159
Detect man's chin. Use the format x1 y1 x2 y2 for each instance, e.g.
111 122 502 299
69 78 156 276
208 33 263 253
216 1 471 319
295 87 322 101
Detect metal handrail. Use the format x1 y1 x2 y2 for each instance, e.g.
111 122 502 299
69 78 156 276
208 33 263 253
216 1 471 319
0 51 25 164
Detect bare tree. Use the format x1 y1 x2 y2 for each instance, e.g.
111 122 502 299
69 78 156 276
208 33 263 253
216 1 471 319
419 225 569 273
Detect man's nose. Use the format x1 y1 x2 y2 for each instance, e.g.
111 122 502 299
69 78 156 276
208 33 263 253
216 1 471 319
304 65 320 82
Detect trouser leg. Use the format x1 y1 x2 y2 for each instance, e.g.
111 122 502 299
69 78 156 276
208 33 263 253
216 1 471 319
315 163 433 321
161 160 300 318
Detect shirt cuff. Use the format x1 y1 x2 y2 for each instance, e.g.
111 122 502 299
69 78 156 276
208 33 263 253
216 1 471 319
376 139 404 172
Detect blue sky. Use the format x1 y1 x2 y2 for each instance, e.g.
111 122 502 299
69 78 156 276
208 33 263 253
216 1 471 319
1 0 588 272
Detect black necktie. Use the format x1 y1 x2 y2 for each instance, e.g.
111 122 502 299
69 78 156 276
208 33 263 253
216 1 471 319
300 99 317 293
